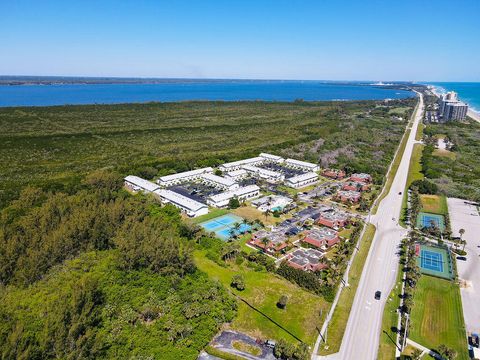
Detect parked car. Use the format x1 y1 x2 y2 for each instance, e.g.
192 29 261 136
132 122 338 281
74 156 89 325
374 291 382 300
265 340 276 349
457 256 467 261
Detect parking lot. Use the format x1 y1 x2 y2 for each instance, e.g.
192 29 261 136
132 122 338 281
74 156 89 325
168 182 222 203
261 162 306 178
208 330 276 360
447 197 480 333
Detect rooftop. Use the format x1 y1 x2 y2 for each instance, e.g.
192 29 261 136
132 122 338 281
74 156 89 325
201 173 237 187
285 158 319 169
124 175 160 192
158 167 213 182
286 171 318 184
208 184 260 203
220 157 264 169
154 189 208 212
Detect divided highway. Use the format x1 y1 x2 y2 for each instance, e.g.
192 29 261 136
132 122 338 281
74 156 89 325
316 93 424 360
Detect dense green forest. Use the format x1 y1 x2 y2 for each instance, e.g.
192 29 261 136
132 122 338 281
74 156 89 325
0 99 414 207
422 119 480 201
0 99 415 358
0 173 236 359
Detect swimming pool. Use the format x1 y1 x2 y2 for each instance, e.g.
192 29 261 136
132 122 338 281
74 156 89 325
199 214 251 241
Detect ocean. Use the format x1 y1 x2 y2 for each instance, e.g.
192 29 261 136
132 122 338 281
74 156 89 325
0 81 413 107
427 82 480 113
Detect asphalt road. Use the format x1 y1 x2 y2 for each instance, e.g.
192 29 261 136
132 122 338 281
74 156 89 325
330 93 424 360
447 197 480 333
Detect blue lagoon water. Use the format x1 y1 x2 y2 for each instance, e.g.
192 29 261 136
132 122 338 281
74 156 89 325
0 81 413 107
427 82 480 113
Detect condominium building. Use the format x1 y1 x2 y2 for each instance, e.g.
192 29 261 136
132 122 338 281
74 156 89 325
284 158 320 172
219 157 264 172
207 185 261 208
154 189 209 217
124 175 160 193
284 172 319 188
157 167 213 187
200 173 239 191
242 164 285 183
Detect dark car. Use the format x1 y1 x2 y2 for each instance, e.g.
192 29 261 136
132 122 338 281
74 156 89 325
398 191 402 195
457 256 467 261
375 291 382 300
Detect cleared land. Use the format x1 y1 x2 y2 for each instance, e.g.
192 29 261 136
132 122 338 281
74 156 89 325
318 223 376 355
409 276 468 360
0 100 414 208
194 250 328 346
419 194 448 215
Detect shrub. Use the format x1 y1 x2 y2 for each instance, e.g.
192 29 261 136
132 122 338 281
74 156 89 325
231 274 245 291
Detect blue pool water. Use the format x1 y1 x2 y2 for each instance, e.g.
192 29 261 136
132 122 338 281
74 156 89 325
199 214 251 241
0 81 414 107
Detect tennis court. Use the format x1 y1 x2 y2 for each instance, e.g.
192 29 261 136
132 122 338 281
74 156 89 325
416 212 445 232
199 214 251 241
416 244 453 279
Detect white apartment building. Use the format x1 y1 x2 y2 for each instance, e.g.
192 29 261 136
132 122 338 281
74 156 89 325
284 172 319 188
284 158 320 172
124 175 160 193
154 189 209 217
218 157 264 172
157 167 213 187
207 185 261 208
200 173 239 191
259 153 284 163
242 164 285 183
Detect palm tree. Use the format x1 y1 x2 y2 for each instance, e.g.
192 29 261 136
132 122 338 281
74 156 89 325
264 209 271 221
260 237 270 252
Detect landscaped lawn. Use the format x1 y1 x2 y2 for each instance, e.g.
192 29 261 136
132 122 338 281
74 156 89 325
231 205 283 227
194 250 329 346
400 143 424 226
318 223 376 355
409 276 468 360
189 208 229 224
378 261 403 360
419 194 448 215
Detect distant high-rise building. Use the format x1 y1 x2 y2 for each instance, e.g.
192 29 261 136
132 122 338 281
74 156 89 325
438 91 468 121
443 102 468 121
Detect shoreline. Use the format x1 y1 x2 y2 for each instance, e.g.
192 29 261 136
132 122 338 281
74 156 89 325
428 84 480 123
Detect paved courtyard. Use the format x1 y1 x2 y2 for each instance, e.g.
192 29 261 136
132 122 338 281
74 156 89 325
447 197 480 333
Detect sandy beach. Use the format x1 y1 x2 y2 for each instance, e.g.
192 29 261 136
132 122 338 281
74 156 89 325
468 108 480 122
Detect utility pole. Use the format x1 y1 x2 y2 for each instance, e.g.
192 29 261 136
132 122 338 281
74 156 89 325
402 313 410 351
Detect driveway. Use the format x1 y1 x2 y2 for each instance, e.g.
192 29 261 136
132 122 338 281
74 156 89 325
209 330 276 360
447 197 480 333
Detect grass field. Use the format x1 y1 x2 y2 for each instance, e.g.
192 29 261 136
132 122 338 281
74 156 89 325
318 223 376 355
378 262 403 360
194 250 328 346
409 276 468 360
419 194 448 215
400 143 424 226
433 148 456 160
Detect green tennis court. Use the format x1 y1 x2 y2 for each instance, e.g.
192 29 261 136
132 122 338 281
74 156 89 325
416 212 445 232
415 243 453 280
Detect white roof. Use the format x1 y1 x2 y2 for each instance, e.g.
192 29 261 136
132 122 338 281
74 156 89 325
209 185 260 203
286 172 318 184
260 153 284 161
221 157 264 169
201 173 237 187
225 169 248 177
158 167 213 182
285 158 318 169
154 189 207 212
124 175 160 192
242 164 283 178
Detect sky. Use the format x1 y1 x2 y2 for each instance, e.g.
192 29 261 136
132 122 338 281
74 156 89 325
1 0 479 81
